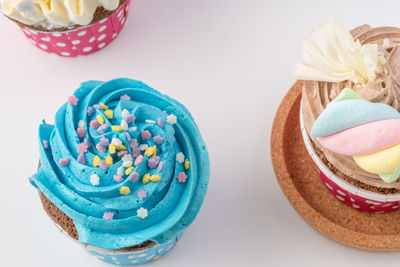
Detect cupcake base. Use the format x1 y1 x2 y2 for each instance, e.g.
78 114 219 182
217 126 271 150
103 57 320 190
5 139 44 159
271 81 400 251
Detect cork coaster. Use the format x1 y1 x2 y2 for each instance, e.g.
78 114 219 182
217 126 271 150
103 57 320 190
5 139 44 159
271 81 400 251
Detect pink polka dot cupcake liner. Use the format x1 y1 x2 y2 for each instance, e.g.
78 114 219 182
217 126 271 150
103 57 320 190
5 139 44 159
300 103 400 213
19 0 131 57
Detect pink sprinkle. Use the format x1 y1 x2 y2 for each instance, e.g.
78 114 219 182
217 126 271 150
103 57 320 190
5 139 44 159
97 123 109 134
134 155 143 166
87 106 94 117
153 135 164 145
59 158 69 166
100 137 110 146
96 143 106 153
99 160 108 169
84 138 91 147
137 189 147 200
93 104 103 109
177 172 187 183
130 139 138 149
118 150 128 156
157 161 163 172
148 156 160 169
90 120 100 129
103 212 114 221
132 147 141 157
141 130 151 140
77 127 86 138
68 95 78 106
114 175 123 183
126 114 135 123
120 94 131 100
77 143 88 154
157 118 164 128
128 172 139 182
43 140 49 149
125 132 131 142
77 154 86 164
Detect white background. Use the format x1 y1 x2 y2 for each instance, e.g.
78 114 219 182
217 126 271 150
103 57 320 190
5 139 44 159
2 0 400 266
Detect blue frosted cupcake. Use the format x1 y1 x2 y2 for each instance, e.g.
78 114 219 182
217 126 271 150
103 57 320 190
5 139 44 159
29 78 209 266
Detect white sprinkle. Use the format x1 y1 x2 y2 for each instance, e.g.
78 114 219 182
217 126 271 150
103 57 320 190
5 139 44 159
123 161 133 168
166 114 177 125
145 120 156 124
121 120 128 131
78 120 85 128
117 166 124 176
137 207 148 219
139 144 149 151
129 127 137 132
90 174 100 186
122 109 129 120
176 152 185 163
112 138 122 146
122 154 133 162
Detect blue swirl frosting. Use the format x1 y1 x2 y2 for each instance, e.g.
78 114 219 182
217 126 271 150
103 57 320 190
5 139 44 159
29 78 209 250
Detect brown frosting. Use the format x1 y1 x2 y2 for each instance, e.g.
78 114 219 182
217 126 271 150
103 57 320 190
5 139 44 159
302 25 400 190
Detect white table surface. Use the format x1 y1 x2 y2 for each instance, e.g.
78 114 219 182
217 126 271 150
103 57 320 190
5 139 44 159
2 0 400 266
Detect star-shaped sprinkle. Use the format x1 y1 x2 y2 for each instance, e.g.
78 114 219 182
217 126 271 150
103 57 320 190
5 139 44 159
68 95 78 106
137 207 148 219
166 114 177 125
134 155 143 166
77 127 86 138
137 189 147 200
99 160 108 169
177 172 188 183
100 137 110 146
120 186 131 195
114 175 123 183
153 135 164 145
59 158 69 166
77 154 86 164
130 139 138 149
97 123 110 134
141 130 151 140
132 148 141 157
78 120 85 128
120 94 131 100
176 152 185 163
103 212 114 221
148 156 160 169
129 172 139 182
77 143 88 154
126 114 135 123
90 120 100 129
96 143 106 153
90 174 100 185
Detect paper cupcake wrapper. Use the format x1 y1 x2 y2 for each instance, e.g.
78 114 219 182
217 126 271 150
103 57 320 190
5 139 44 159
300 102 400 213
19 0 131 57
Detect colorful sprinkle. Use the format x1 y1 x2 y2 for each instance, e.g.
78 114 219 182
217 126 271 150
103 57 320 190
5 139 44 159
59 158 69 166
118 150 128 157
99 102 109 110
120 94 131 100
97 123 110 134
148 156 160 169
143 174 161 184
130 139 138 149
144 146 157 157
139 144 149 151
96 115 105 125
145 120 156 124
103 212 114 221
157 118 164 128
93 155 101 167
96 143 106 153
77 127 86 138
132 148 141 157
141 130 151 140
129 126 137 132
117 166 124 176
100 137 110 146
112 138 123 146
116 145 126 151
87 106 94 117
184 159 190 170
176 152 185 163
153 135 164 145
78 120 85 128
121 120 128 131
84 138 91 147
68 95 78 106
112 125 123 132
90 174 100 185
99 160 108 169
122 154 133 167
120 186 131 195
122 109 129 119
105 155 113 166
134 155 143 166
77 143 88 154
126 114 135 123
114 175 123 183
157 161 164 172
137 189 147 200
177 172 188 183
93 104 103 110
43 140 49 149
90 120 100 129
104 110 114 119
166 114 177 125
109 144 116 154
125 166 134 175
125 132 132 142
128 172 139 182
77 154 86 164
137 207 148 219
123 160 133 168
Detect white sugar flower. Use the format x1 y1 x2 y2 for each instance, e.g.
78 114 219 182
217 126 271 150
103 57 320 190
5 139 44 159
176 152 185 163
90 174 100 186
112 138 123 146
166 114 177 125
137 207 148 219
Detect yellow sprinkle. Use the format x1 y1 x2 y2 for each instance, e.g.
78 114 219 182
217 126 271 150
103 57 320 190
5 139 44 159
142 173 151 184
109 144 116 154
100 102 109 110
104 109 114 119
116 145 126 151
93 155 100 167
125 166 134 175
105 155 113 166
112 125 123 132
96 115 105 125
120 186 131 195
150 175 161 182
184 159 190 170
144 145 157 157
